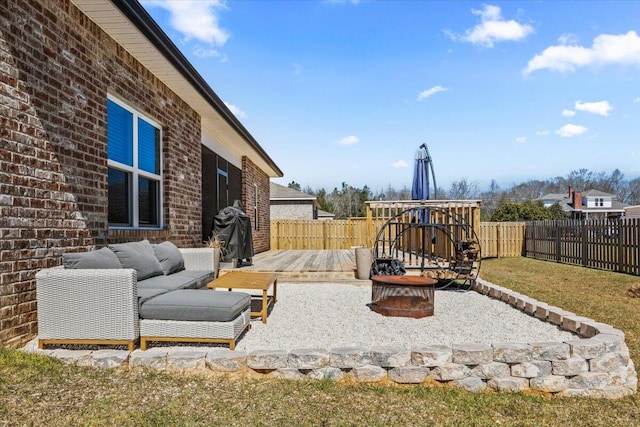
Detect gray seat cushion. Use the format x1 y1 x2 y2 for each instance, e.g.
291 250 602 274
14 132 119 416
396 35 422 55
109 240 163 280
137 288 169 308
139 290 251 322
170 270 216 289
63 247 122 269
153 241 185 275
137 274 197 291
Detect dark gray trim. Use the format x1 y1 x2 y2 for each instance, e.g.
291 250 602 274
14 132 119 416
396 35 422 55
110 0 283 177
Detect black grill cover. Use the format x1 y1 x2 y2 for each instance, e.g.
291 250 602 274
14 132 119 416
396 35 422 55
212 200 254 262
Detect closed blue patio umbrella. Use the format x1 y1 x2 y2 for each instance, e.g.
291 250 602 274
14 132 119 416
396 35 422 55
412 143 437 201
412 143 437 223
412 144 437 269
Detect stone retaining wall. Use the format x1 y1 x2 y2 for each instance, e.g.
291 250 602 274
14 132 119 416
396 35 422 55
22 279 637 399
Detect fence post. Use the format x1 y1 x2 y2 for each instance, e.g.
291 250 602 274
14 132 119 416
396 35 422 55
496 223 502 258
581 221 588 267
528 221 534 258
555 221 561 263
617 218 624 274
366 204 373 247
271 221 278 250
323 220 328 250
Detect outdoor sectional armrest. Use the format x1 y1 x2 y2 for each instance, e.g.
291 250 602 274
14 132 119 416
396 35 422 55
179 248 217 272
36 268 140 344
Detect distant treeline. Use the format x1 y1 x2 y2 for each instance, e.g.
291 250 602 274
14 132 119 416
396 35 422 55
287 168 640 220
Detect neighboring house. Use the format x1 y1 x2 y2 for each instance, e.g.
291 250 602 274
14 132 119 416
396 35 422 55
624 205 640 219
540 187 627 219
317 209 336 220
270 182 320 220
0 0 283 347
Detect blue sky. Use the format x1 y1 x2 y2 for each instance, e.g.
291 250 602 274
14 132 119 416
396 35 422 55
141 1 640 193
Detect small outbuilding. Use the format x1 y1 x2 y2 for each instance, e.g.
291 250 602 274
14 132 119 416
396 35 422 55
270 182 321 220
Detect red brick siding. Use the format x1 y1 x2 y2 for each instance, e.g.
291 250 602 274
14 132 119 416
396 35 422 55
242 157 271 253
0 0 204 347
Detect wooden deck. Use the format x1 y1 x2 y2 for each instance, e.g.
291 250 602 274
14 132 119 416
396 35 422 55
219 250 360 282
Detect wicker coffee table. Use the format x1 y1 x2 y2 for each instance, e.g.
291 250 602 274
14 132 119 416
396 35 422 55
207 272 278 324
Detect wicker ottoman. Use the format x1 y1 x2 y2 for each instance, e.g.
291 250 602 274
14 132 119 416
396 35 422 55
139 290 251 350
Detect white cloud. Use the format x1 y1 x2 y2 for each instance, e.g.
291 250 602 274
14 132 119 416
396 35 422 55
449 4 533 48
515 136 527 144
562 109 576 117
556 124 588 137
224 102 247 119
575 100 613 116
536 130 551 136
634 97 640 103
417 86 448 101
336 135 359 145
525 30 640 74
558 33 579 46
392 160 408 168
142 1 229 46
193 46 226 60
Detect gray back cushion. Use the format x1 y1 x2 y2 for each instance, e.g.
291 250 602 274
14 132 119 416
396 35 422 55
109 240 163 281
152 241 185 275
63 247 122 269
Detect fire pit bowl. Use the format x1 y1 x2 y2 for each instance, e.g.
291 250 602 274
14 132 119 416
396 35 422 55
370 275 437 318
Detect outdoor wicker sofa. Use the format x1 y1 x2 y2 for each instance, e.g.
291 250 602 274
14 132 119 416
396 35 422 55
36 240 251 351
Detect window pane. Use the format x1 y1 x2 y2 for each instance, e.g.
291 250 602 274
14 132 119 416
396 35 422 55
108 168 131 225
138 177 159 227
107 100 133 166
138 118 160 174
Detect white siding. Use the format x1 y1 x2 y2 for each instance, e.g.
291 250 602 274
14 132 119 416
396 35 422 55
585 197 612 208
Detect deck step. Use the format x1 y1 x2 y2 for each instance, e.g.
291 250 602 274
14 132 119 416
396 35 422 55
218 267 361 282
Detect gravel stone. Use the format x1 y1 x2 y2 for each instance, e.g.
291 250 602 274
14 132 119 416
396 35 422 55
232 284 576 352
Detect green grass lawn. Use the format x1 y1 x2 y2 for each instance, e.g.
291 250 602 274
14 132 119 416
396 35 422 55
2 257 640 426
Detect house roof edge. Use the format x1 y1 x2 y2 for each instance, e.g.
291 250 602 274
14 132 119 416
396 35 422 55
109 0 283 178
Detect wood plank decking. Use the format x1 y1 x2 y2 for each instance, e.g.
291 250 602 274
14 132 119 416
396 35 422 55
219 250 360 282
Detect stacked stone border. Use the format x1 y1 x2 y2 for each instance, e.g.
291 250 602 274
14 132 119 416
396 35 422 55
21 278 637 399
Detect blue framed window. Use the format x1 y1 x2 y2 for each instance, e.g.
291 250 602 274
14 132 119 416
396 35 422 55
107 96 162 228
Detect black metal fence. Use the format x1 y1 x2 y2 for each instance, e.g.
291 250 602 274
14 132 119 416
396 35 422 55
525 218 640 276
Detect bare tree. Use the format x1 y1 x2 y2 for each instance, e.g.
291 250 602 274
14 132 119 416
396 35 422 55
293 167 640 218
448 178 479 199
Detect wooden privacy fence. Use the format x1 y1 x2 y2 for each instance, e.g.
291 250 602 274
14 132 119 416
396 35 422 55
270 218 526 258
525 218 640 275
270 218 384 250
478 222 526 258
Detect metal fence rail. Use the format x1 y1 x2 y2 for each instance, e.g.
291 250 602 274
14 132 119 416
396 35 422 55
525 218 640 276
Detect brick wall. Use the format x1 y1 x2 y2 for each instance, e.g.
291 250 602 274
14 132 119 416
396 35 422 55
0 0 203 347
242 157 271 253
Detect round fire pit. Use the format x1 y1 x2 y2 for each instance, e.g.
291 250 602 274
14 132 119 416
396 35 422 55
370 275 437 318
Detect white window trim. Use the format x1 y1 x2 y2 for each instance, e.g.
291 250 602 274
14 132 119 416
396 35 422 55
107 94 164 229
